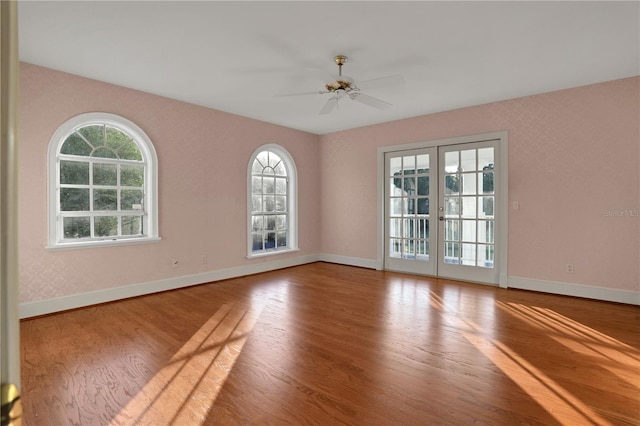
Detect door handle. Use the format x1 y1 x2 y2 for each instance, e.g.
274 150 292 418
1 383 21 426
439 216 444 221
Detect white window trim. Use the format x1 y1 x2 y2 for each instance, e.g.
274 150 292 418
246 144 298 258
47 112 160 249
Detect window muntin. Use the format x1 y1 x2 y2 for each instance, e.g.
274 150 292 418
248 145 297 257
49 113 159 248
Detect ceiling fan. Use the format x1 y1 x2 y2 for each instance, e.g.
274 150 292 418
277 55 404 115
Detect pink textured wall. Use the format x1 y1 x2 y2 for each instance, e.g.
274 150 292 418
319 77 639 292
19 63 321 303
19 63 639 303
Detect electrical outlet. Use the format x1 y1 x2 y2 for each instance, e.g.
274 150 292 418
566 263 574 273
201 255 207 265
171 259 179 268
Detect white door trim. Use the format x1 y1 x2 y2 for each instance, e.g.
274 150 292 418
376 131 509 287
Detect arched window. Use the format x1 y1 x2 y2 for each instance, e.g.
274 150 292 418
247 144 297 257
48 113 159 248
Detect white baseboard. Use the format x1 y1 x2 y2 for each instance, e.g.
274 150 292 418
317 253 380 270
508 276 640 305
19 254 319 319
20 256 638 319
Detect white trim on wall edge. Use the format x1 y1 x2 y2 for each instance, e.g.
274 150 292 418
20 257 638 319
19 254 319 319
509 276 639 306
317 254 380 270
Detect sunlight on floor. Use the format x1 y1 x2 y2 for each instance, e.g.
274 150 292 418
498 302 640 392
110 301 264 425
387 280 624 425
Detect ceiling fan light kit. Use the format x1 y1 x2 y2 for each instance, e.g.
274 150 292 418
279 54 404 115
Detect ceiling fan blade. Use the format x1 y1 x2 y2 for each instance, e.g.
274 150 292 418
274 90 328 98
356 74 404 91
350 93 392 110
319 97 338 115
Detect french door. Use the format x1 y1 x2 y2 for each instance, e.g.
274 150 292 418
384 138 502 285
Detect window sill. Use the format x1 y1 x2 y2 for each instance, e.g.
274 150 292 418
47 236 161 251
247 247 299 259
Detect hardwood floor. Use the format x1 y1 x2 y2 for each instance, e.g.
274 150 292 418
20 262 639 425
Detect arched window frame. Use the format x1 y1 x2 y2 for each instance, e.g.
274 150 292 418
247 144 298 258
47 112 160 249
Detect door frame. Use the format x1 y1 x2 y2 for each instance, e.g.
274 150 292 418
1 0 22 402
376 131 509 288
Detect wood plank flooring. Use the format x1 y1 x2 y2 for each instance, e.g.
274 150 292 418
20 262 640 425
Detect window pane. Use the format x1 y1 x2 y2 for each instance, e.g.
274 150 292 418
276 215 287 230
106 126 136 154
121 165 144 187
389 238 402 258
403 156 415 174
462 173 476 195
252 216 263 231
417 197 429 214
478 148 494 170
390 177 403 196
445 174 459 195
445 220 459 241
403 218 414 239
417 176 429 196
263 195 275 212
478 244 494 268
444 151 458 173
462 220 477 243
78 125 104 147
417 240 429 257
265 215 276 231
418 218 429 239
63 217 90 239
60 161 89 185
274 162 286 176
121 189 143 210
265 232 276 249
461 149 476 172
479 196 494 218
389 218 401 238
116 138 143 161
252 160 263 174
93 163 117 186
268 153 282 169
275 196 286 212
252 177 262 194
444 242 460 264
60 133 92 156
275 178 287 194
461 243 476 266
252 195 262 213
403 177 415 194
444 197 459 216
121 216 142 236
95 216 118 237
478 220 494 244
416 154 429 172
480 170 494 194
60 188 89 211
94 189 117 210
263 178 275 194
92 147 118 159
256 152 269 167
389 157 401 176
461 197 477 218
252 233 263 251
276 232 287 247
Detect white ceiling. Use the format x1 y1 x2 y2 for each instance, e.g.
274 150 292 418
18 1 640 135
